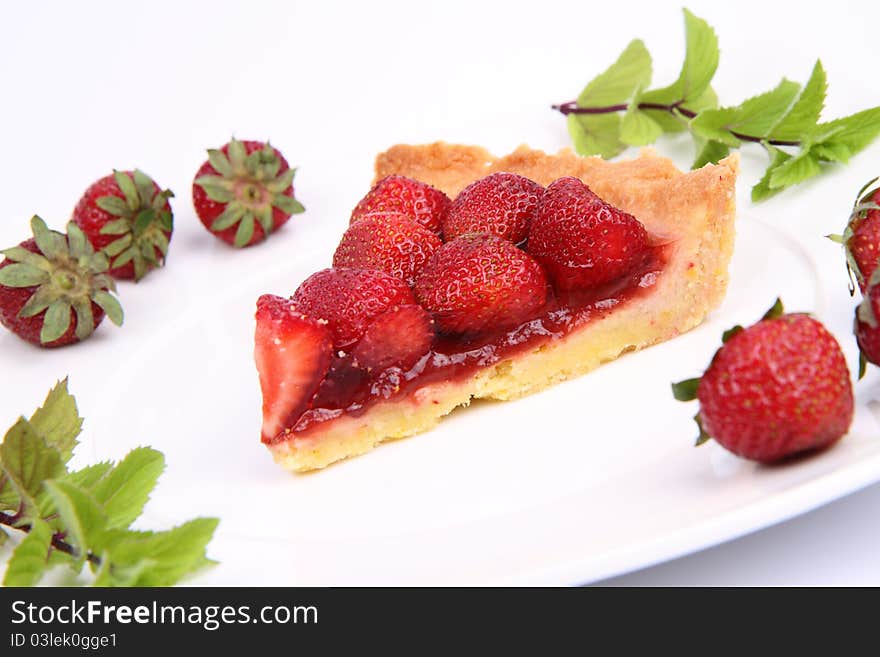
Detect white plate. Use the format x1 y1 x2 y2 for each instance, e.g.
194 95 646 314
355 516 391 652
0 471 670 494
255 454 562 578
50 213 879 586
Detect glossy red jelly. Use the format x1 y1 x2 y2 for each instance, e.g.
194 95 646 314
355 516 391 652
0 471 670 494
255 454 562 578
288 244 668 436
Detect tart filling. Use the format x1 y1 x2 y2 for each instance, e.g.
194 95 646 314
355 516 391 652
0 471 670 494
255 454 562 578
258 143 738 472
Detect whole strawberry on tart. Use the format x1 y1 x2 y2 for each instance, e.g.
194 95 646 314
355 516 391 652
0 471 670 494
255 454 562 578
193 137 305 248
255 142 738 472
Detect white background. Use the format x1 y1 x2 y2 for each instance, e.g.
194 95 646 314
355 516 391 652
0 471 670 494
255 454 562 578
1 0 879 585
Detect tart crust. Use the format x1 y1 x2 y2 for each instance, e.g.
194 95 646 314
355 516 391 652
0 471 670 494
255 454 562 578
269 143 738 472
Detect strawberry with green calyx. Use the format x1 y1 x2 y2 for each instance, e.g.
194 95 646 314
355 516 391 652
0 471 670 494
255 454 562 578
828 176 880 294
0 216 124 347
193 138 305 248
73 169 174 281
672 298 853 463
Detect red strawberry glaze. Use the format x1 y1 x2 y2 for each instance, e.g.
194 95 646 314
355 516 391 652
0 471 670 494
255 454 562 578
268 243 668 442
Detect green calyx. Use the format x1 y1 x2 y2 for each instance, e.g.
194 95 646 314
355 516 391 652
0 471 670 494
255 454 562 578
0 216 124 344
95 170 174 281
194 137 305 248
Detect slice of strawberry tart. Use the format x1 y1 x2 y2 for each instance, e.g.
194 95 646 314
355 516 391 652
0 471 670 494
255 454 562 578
255 143 738 472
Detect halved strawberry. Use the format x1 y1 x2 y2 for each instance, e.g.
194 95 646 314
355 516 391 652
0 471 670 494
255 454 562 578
255 294 332 444
352 304 435 372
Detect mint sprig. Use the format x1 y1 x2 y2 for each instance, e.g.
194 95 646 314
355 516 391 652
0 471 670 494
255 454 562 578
0 379 218 586
555 9 880 201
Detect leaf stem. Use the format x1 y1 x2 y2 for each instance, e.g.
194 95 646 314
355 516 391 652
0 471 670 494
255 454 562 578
0 510 101 565
552 100 801 147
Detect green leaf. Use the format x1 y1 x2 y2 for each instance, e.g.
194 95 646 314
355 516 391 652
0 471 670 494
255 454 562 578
812 142 851 163
61 462 113 490
576 39 652 107
103 234 132 257
0 418 65 523
95 196 131 217
691 79 801 146
1 246 52 271
133 208 156 236
194 175 234 203
0 263 49 287
207 149 233 177
18 286 54 319
694 413 711 446
44 480 106 568
131 170 157 207
29 379 82 463
272 194 302 215
721 325 744 343
234 214 256 247
112 247 136 269
66 223 91 259
73 298 95 341
812 107 880 156
227 138 247 169
620 103 664 146
92 291 124 326
264 168 296 194
152 231 170 257
770 60 826 141
114 171 140 210
645 9 718 105
254 207 274 234
568 113 625 158
3 518 53 586
158 210 173 232
210 204 246 232
671 378 700 401
768 151 821 189
41 300 72 344
31 216 66 260
104 518 219 586
751 146 792 201
99 218 131 236
762 297 785 320
692 138 730 169
90 447 164 530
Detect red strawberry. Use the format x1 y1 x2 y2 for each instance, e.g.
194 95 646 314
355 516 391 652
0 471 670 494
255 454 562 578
528 176 650 291
72 169 173 281
333 213 442 287
673 300 853 463
254 294 332 443
836 178 880 293
0 217 123 347
193 138 305 248
352 304 434 372
855 279 880 377
414 233 547 335
350 175 449 236
443 172 544 244
291 268 415 348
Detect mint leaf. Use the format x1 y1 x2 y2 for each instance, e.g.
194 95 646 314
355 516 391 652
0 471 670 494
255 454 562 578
576 39 652 107
44 480 107 568
61 462 113 490
812 107 880 157
770 61 826 141
693 138 731 169
643 9 718 106
768 151 821 189
0 418 65 522
28 378 82 463
620 99 664 146
568 113 625 158
812 142 851 163
751 146 792 201
3 518 53 586
90 447 164 530
691 79 801 146
103 518 219 586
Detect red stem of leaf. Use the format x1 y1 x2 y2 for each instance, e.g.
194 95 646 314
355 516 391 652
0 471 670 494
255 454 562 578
0 510 101 565
552 100 801 147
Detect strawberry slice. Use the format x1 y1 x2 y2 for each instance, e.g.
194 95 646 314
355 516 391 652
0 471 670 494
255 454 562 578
254 294 332 443
352 304 434 372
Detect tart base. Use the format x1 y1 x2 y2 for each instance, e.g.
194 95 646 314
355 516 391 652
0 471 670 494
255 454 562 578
269 143 738 472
